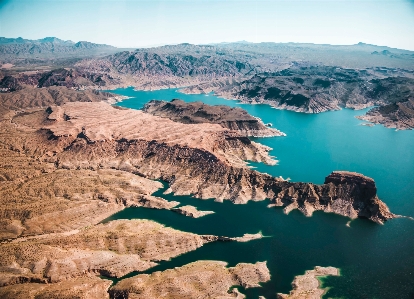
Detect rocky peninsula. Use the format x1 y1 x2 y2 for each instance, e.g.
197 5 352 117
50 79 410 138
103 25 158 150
143 99 285 137
109 260 270 299
171 205 215 218
357 99 414 130
277 266 340 299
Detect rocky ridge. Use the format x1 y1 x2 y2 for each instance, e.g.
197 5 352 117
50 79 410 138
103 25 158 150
142 99 285 137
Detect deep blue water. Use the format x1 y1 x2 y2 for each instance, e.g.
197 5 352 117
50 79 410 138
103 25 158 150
106 87 414 299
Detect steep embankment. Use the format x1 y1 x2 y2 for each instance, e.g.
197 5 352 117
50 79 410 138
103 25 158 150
142 99 284 137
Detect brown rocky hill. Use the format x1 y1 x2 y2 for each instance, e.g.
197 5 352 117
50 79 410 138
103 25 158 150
142 99 284 137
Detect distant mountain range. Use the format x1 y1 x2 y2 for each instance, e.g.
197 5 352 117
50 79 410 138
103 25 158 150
0 37 120 58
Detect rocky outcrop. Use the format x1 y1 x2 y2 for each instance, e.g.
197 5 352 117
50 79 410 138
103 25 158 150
109 260 270 299
267 171 395 224
172 205 215 218
277 266 339 299
357 99 414 130
143 99 285 137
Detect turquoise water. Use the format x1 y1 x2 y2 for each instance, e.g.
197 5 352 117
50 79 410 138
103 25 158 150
107 87 414 299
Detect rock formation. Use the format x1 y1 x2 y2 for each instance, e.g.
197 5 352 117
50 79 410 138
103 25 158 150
0 40 409 298
109 260 270 299
143 99 285 137
267 171 394 224
277 266 339 299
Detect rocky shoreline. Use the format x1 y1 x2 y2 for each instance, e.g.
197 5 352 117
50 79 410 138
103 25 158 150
0 86 397 298
356 99 414 130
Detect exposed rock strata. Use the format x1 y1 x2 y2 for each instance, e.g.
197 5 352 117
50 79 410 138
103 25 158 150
143 99 285 137
172 205 215 218
277 266 339 299
109 260 270 299
267 171 394 224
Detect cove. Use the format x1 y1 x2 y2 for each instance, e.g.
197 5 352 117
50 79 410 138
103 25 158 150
106 87 414 299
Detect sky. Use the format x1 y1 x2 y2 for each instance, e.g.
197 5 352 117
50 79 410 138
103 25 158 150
1 0 414 50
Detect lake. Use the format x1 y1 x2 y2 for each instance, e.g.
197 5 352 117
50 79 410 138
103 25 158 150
105 87 414 299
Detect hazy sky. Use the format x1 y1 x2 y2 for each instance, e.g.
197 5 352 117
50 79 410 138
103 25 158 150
1 0 414 50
